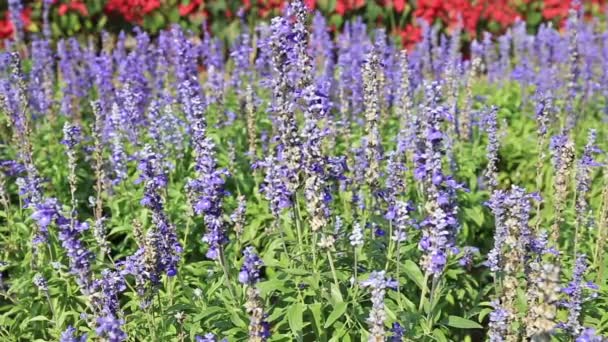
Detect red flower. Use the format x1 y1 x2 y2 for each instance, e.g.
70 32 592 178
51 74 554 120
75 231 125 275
0 13 14 40
0 7 32 39
105 0 161 23
479 0 519 28
415 0 483 36
397 23 422 50
304 0 316 10
378 0 406 13
335 0 365 15
179 0 203 16
393 0 405 13
542 0 571 20
58 1 89 16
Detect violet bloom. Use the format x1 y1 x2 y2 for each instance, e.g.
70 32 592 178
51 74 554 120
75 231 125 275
229 29 253 93
268 14 301 194
196 333 227 342
89 269 126 318
29 38 54 117
146 99 186 169
32 197 93 291
360 271 398 341
171 25 205 126
33 273 48 293
231 195 247 237
561 255 599 336
136 146 182 276
89 39 115 139
59 326 87 342
486 186 535 272
349 222 364 247
256 155 292 218
575 130 602 226
186 94 229 260
483 106 500 192
458 246 479 268
488 300 509 342
8 0 24 44
108 103 128 186
310 11 334 85
57 217 94 291
42 0 53 38
96 314 127 342
238 247 263 286
416 87 462 275
57 39 84 117
565 5 581 130
386 200 413 243
390 322 405 342
575 328 604 342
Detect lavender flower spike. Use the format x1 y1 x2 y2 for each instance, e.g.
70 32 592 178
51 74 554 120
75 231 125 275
360 271 398 341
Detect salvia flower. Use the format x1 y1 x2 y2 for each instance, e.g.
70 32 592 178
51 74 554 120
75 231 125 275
390 322 405 342
561 254 598 336
488 300 509 342
33 273 48 293
240 247 270 341
575 328 604 342
136 146 182 276
360 271 398 341
196 333 226 342
238 247 263 286
89 269 126 317
8 0 24 44
525 262 561 338
484 106 500 192
59 326 87 342
386 200 413 243
575 130 602 229
256 155 292 218
29 39 54 117
231 195 247 237
96 314 127 342
349 222 364 247
186 96 229 260
550 134 576 241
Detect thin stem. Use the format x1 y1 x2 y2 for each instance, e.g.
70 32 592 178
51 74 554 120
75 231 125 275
418 271 430 313
218 245 237 300
326 250 339 287
384 221 394 271
44 292 57 326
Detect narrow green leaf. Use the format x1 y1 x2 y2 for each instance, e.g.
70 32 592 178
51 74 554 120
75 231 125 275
330 283 343 304
403 260 425 289
308 303 326 342
445 315 483 329
324 302 347 328
287 303 304 335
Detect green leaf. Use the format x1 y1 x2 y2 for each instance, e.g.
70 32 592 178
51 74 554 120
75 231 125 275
308 303 326 342
287 303 304 335
27 316 50 323
403 260 425 290
445 315 483 329
330 283 343 304
324 302 347 328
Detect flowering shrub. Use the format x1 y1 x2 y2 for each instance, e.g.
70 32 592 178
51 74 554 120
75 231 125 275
1 0 607 45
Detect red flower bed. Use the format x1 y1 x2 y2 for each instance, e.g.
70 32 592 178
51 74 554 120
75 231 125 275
104 0 161 23
0 0 606 44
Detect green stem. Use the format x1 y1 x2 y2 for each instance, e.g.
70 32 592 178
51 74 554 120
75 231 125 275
418 271 430 313
384 221 394 271
326 250 339 287
218 245 237 300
